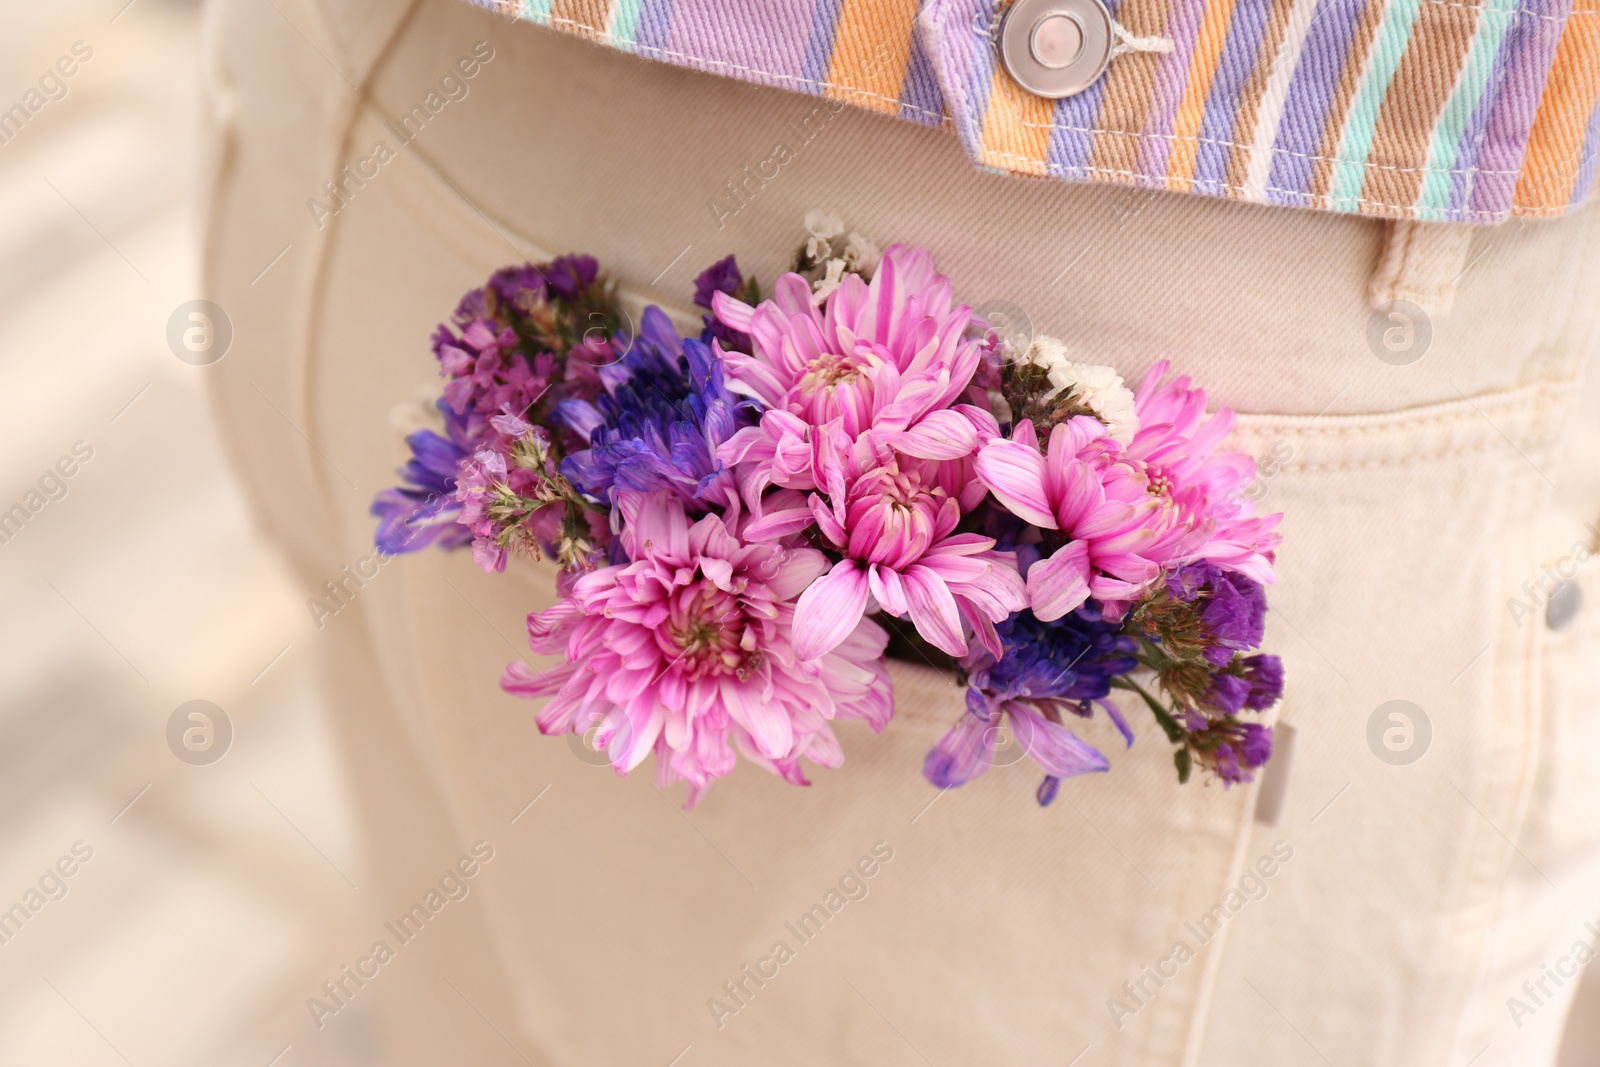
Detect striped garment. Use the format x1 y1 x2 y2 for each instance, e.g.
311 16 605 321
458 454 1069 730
473 0 1600 223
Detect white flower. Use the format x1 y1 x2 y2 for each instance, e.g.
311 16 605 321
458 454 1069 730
804 209 845 261
1010 334 1140 444
810 257 847 304
841 231 881 277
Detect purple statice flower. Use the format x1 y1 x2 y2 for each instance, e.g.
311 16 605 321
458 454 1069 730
1239 653 1284 710
556 332 619 408
450 287 491 326
1167 561 1268 666
1200 652 1288 715
543 254 599 300
371 401 475 554
924 605 1140 805
694 255 743 310
1205 672 1252 714
692 255 752 351
487 264 549 314
453 419 612 574
555 306 756 514
436 318 554 422
454 447 511 572
1185 712 1273 785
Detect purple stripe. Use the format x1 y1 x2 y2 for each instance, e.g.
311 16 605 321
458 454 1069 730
926 0 984 122
1570 97 1600 204
802 0 845 85
1463 0 1572 219
900 21 946 125
1445 30 1515 215
664 0 817 86
1265 0 1368 206
633 0 675 54
1191 0 1274 195
1135 0 1210 182
957 0 1003 150
1046 0 1124 174
1045 85 1109 175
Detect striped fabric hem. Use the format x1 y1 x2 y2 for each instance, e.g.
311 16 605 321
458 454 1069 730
472 0 1600 223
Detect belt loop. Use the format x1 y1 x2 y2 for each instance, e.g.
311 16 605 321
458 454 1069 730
1368 219 1476 316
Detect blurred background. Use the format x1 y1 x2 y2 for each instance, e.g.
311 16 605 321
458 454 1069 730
0 1 375 1063
0 1 1596 1064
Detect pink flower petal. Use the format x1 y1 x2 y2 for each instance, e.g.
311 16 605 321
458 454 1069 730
975 438 1058 529
1027 541 1092 621
526 598 585 653
883 409 980 460
901 564 967 656
724 676 792 758
954 402 1001 440
500 659 569 699
923 701 999 788
1009 704 1109 778
614 704 665 773
744 506 817 542
711 290 756 332
868 564 909 616
793 559 871 661
767 547 830 601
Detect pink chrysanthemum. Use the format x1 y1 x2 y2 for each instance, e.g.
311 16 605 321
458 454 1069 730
1125 361 1280 585
776 428 1026 662
713 243 993 501
501 491 893 806
712 244 1024 660
976 416 1189 620
975 363 1280 621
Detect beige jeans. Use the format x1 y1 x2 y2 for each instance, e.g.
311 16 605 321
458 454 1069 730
201 0 1600 1063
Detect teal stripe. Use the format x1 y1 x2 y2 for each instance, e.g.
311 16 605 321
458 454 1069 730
1414 0 1516 219
520 0 554 22
1325 0 1425 212
610 0 644 47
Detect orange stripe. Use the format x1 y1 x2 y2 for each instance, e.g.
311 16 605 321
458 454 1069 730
980 64 1054 175
549 0 611 36
1514 0 1600 210
1091 0 1171 180
825 0 919 114
1168 0 1239 190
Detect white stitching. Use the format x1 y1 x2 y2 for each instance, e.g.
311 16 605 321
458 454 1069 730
1416 0 1587 21
1006 119 1530 175
974 147 1556 218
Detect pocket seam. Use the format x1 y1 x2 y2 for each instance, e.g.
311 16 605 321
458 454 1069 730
1228 377 1575 474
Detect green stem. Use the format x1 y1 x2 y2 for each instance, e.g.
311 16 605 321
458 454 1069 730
1111 676 1185 744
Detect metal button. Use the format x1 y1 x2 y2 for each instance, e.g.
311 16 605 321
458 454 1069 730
1547 580 1582 631
1000 0 1114 99
1032 14 1084 67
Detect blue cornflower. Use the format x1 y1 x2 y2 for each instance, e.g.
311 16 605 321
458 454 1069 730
555 306 756 513
976 607 1140 711
371 401 475 554
924 605 1141 805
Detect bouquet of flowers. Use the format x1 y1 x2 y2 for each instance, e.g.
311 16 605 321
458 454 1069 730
374 215 1284 808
